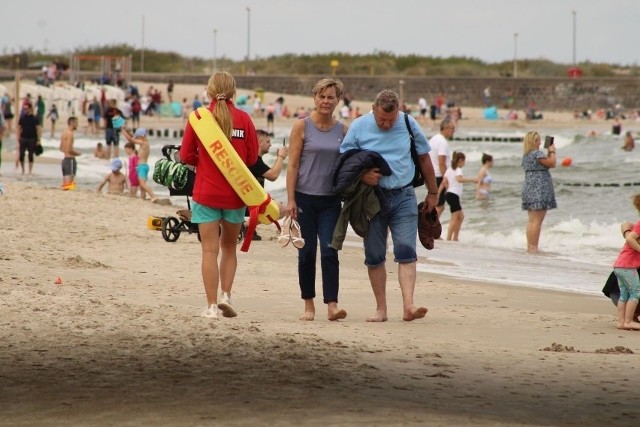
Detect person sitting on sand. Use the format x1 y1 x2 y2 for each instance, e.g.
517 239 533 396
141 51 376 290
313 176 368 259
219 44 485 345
94 142 108 159
612 194 640 330
96 158 128 195
121 127 157 202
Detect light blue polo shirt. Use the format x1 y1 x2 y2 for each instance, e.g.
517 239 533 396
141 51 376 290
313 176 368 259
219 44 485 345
340 112 430 189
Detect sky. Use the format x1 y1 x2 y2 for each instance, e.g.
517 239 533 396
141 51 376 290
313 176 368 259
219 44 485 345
2 0 639 66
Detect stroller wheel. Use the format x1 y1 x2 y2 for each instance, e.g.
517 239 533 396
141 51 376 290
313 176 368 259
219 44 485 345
237 223 246 244
161 216 181 242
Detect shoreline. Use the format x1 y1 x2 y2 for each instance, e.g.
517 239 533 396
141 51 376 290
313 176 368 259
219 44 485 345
2 181 639 426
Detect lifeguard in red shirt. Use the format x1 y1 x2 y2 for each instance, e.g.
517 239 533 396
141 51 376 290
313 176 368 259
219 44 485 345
180 71 258 320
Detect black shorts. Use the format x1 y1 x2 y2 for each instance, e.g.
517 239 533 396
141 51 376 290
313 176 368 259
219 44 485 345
105 128 120 146
436 177 446 207
445 192 462 213
61 157 77 177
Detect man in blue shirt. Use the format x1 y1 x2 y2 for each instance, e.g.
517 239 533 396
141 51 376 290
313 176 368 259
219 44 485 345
340 89 438 322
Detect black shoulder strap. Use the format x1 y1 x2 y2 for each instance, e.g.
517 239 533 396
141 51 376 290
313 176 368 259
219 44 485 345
404 112 418 157
403 112 415 141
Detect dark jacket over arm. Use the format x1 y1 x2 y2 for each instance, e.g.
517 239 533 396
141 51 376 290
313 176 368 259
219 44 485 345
330 149 391 249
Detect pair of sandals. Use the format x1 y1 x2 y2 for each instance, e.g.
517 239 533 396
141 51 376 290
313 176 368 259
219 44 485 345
278 216 305 249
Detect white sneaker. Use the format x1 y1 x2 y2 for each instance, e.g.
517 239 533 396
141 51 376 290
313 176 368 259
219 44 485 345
218 292 237 318
201 304 219 318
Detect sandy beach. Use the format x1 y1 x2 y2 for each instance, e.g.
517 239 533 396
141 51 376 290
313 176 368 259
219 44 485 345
2 80 640 426
1 179 639 426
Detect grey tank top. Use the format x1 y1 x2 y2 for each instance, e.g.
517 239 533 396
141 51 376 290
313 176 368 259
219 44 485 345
296 117 344 196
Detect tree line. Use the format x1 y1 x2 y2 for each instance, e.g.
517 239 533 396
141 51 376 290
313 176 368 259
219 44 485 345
0 44 636 78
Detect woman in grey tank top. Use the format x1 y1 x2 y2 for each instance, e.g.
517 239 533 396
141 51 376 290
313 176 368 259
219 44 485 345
285 77 349 322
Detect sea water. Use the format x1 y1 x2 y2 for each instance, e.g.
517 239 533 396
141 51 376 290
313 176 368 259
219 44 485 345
2 124 635 297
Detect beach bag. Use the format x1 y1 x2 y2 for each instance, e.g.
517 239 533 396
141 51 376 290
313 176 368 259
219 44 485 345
404 113 424 188
152 158 194 192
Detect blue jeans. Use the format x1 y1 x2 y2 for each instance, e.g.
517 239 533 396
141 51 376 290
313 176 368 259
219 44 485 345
365 185 418 267
295 191 341 304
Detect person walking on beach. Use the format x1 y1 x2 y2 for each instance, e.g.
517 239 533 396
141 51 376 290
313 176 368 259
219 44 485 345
438 151 477 241
36 95 45 126
121 127 157 202
340 89 438 322
612 195 640 330
103 99 124 159
16 103 41 176
476 153 493 200
428 118 454 218
521 131 557 253
123 141 140 198
2 94 14 138
59 116 80 190
47 103 59 138
167 80 174 103
180 71 259 319
286 77 348 322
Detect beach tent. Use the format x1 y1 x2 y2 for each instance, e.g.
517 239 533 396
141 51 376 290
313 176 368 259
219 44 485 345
483 106 499 120
158 102 182 118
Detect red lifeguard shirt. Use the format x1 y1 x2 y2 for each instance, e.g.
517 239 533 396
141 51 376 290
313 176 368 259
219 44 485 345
180 100 258 209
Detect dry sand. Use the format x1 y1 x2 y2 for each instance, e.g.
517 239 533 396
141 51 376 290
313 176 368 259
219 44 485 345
1 80 639 426
1 181 639 427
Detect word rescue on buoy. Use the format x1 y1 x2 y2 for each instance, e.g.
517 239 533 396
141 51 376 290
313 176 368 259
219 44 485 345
207 134 254 196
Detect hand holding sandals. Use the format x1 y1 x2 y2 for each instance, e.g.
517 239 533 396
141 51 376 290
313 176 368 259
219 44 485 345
278 216 305 249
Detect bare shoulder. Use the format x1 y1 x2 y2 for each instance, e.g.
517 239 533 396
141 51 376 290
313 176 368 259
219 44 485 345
289 118 305 139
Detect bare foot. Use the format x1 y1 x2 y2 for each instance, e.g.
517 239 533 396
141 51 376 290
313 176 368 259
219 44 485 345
617 323 626 330
403 306 428 321
299 311 315 321
328 308 347 321
623 322 640 330
150 197 158 203
366 311 388 322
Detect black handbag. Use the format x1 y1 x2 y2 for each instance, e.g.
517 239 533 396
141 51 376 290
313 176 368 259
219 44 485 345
404 113 424 187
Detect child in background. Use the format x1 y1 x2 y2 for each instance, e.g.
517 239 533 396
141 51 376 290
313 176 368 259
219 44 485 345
124 142 139 198
94 142 107 159
476 153 494 200
121 127 157 202
438 151 478 241
612 194 640 330
96 158 128 194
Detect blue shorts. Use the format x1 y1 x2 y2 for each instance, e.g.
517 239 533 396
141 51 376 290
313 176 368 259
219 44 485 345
614 267 640 302
191 201 245 224
364 185 418 267
136 163 150 180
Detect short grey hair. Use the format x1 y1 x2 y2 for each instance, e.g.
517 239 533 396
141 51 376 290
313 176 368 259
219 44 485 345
440 117 454 131
374 90 399 113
